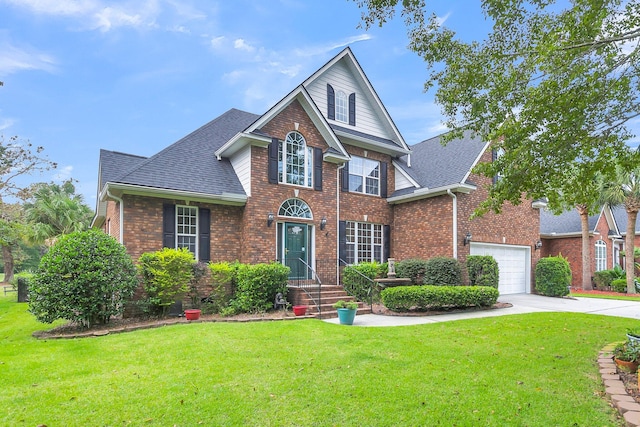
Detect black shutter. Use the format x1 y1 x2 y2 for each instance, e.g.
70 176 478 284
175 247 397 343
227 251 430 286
348 93 356 126
380 162 388 198
327 84 335 120
198 208 210 262
339 220 347 262
341 162 350 192
313 147 323 191
383 225 390 262
163 203 175 248
268 138 279 184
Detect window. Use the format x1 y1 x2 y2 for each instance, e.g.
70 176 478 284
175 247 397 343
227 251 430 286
278 198 312 219
345 222 383 264
176 205 198 255
595 240 607 272
278 131 313 187
335 90 347 123
348 156 380 195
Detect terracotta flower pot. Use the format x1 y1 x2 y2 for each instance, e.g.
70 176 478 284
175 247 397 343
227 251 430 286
614 357 639 373
184 309 201 321
293 305 308 316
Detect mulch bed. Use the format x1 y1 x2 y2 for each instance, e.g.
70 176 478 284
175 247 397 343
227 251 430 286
619 369 640 403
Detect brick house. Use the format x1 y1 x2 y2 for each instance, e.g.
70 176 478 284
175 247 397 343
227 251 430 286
541 206 639 287
92 47 544 297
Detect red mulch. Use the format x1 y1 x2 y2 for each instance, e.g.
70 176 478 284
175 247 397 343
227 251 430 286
570 287 638 297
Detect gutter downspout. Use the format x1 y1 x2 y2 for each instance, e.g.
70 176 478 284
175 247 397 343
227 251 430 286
106 190 124 244
337 163 346 283
447 189 458 259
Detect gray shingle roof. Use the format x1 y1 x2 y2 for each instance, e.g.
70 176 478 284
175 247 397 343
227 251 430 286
103 108 259 196
393 130 487 194
611 205 640 235
99 150 147 188
540 208 600 235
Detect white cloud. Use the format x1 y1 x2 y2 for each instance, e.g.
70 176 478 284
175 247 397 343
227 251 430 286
233 38 255 53
210 36 226 49
0 117 16 131
0 39 57 75
53 165 73 182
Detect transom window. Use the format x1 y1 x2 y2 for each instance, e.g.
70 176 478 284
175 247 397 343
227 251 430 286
335 90 348 123
349 156 380 195
345 221 383 264
278 131 313 187
595 239 607 272
176 205 197 255
278 199 312 219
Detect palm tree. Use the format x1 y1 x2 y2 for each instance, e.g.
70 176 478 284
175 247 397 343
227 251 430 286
600 164 640 294
23 181 93 245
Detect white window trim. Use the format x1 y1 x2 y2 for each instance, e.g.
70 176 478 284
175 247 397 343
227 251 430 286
335 90 348 123
595 239 607 272
279 131 313 188
348 156 380 196
346 221 383 264
176 205 198 258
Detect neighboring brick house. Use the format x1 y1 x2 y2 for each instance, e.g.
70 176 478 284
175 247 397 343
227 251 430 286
92 47 543 296
540 206 628 287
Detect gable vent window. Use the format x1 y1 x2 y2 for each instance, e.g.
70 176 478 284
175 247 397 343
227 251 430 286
327 84 356 126
335 90 348 123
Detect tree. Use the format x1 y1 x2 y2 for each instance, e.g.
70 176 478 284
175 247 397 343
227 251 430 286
600 162 640 293
355 0 640 214
24 180 93 245
0 135 56 282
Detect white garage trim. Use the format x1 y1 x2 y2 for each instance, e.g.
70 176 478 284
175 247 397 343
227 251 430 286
470 243 531 294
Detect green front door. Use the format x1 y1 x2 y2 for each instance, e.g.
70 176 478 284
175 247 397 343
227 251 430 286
284 222 308 279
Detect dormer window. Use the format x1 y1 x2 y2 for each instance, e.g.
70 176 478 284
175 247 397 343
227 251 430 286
335 90 348 123
327 84 356 126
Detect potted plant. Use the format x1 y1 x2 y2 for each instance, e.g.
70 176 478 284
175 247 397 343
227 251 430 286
613 341 640 373
627 328 640 348
333 300 358 325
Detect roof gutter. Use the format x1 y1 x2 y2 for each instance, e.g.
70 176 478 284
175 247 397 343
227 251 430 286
101 182 247 206
387 183 476 205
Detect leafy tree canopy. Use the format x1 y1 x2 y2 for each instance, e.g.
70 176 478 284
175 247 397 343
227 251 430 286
355 0 640 214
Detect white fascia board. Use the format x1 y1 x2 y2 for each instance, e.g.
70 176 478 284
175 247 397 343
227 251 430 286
602 205 621 236
531 199 548 209
215 132 270 160
387 183 476 204
323 152 351 164
540 232 592 239
333 129 411 157
101 182 247 206
391 160 420 188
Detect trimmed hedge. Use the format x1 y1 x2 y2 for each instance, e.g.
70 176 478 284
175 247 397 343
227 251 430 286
424 257 463 286
535 255 571 297
381 285 499 311
395 258 427 285
466 255 499 288
612 278 628 293
228 262 289 314
343 261 387 303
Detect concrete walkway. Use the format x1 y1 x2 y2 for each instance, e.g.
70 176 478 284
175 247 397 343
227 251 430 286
323 293 640 327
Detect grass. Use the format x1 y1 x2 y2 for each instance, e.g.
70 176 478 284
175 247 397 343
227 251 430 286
1 294 637 426
571 291 640 301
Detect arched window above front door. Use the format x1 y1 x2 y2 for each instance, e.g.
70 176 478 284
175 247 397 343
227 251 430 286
278 198 312 219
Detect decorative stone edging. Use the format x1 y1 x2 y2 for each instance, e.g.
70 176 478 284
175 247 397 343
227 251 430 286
599 343 640 426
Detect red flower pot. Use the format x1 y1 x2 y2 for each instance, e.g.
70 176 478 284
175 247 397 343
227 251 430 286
184 309 201 321
293 305 308 316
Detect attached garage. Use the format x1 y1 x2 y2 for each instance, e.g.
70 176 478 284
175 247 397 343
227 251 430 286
470 243 530 294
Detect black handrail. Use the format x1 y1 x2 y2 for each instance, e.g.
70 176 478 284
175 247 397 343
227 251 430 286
278 258 322 316
338 258 377 311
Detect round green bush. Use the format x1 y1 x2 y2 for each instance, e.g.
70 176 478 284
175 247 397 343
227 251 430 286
424 257 463 286
28 229 138 328
535 256 571 297
395 258 428 284
466 255 499 288
611 278 628 293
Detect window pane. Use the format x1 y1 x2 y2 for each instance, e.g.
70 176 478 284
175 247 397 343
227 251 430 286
336 91 347 123
348 156 380 195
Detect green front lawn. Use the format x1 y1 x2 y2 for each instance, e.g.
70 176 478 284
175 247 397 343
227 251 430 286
0 293 635 426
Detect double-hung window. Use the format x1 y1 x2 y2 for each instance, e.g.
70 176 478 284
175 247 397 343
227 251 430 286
595 239 607 271
348 156 380 195
278 131 313 187
176 205 197 256
345 221 383 264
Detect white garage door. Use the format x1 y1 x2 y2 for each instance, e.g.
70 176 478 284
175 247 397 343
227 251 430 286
470 243 530 294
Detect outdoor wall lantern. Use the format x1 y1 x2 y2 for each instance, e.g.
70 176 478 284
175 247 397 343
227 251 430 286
534 240 543 250
267 212 274 227
320 216 327 230
463 231 472 246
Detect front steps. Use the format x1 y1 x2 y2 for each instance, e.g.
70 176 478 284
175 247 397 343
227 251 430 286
287 285 372 319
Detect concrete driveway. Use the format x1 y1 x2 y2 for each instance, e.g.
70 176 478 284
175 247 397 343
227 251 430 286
324 293 640 327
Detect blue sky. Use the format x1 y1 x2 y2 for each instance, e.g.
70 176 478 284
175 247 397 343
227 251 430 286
1 0 490 205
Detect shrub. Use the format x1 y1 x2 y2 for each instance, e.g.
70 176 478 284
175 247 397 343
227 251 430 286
28 229 137 328
381 285 499 311
203 261 239 314
466 255 499 288
228 262 289 314
593 270 615 289
612 278 628 293
395 258 428 284
187 262 209 308
424 257 463 286
343 261 386 303
138 247 195 316
535 255 571 297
